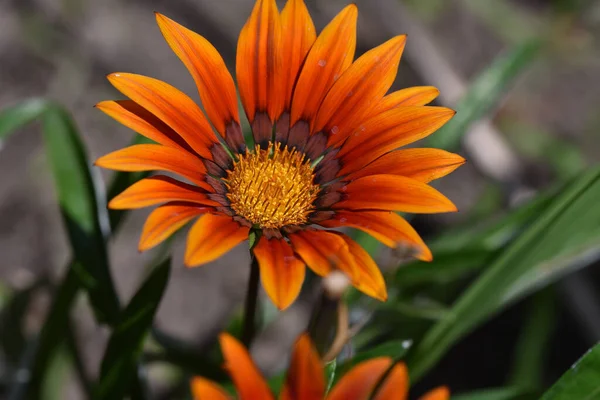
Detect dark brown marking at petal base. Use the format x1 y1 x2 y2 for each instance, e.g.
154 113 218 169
287 120 309 151
262 228 283 240
216 206 234 216
206 176 227 194
303 131 328 161
225 121 247 154
308 211 335 223
251 112 274 149
210 143 233 171
314 150 341 184
207 193 230 206
282 225 302 235
233 215 252 228
204 159 226 178
315 191 342 209
275 112 290 143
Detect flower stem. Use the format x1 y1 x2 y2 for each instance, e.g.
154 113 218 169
242 254 260 346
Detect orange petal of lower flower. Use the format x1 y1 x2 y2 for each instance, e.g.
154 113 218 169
371 362 409 400
95 100 188 150
236 0 282 123
339 106 455 175
280 334 325 400
346 148 465 183
315 35 407 147
280 0 316 111
333 175 457 214
108 176 219 210
190 377 232 400
184 214 249 267
290 4 357 127
327 357 392 400
418 386 451 400
218 333 274 400
371 86 440 116
253 237 306 310
319 211 432 261
139 203 210 251
107 73 218 160
156 13 239 135
338 234 387 301
95 144 212 190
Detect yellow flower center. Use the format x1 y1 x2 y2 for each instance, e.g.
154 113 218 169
224 142 320 229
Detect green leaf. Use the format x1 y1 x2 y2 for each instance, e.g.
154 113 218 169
324 359 337 394
96 258 171 400
0 98 47 140
427 40 541 151
509 289 556 391
408 167 600 380
540 343 600 400
42 103 120 324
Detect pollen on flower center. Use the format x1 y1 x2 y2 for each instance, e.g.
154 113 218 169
224 142 320 229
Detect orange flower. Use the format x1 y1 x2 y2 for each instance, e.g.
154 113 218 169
191 333 450 400
96 0 464 309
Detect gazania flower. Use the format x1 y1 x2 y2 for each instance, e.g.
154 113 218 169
96 0 464 309
191 333 450 400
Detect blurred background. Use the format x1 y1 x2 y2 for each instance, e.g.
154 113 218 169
1 0 600 399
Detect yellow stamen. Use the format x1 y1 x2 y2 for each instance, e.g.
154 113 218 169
224 142 320 229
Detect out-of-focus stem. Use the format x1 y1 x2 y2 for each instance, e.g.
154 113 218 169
242 254 260 346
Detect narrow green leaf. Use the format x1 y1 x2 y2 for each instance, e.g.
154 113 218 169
42 104 119 324
324 359 337 394
427 40 541 151
408 167 600 380
509 289 556 391
540 343 600 400
0 98 47 140
96 258 171 400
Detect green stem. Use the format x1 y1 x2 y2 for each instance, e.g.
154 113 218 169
242 254 260 346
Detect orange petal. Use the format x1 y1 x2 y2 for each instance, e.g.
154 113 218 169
236 0 282 123
319 211 431 261
95 144 212 190
139 203 210 251
314 35 407 146
339 106 455 175
218 333 274 400
346 148 465 183
371 362 409 400
290 5 357 127
280 0 316 111
190 377 232 400
253 236 306 310
108 175 219 209
156 13 239 136
333 175 457 214
107 73 218 160
288 229 354 277
371 86 440 115
418 386 451 400
184 214 249 266
338 234 387 301
327 357 391 400
280 334 325 400
96 100 189 151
